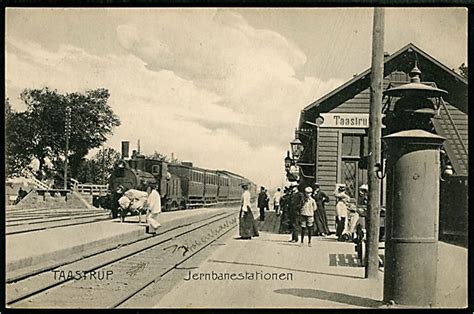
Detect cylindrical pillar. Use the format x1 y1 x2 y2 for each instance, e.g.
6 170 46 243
382 129 445 306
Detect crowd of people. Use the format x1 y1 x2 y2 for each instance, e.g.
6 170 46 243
239 181 369 245
113 180 369 243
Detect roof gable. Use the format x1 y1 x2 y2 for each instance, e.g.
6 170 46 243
300 43 467 127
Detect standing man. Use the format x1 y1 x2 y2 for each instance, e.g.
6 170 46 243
146 186 162 234
300 186 317 247
312 183 330 236
257 186 267 221
288 182 303 243
264 188 271 211
273 188 282 216
239 182 259 239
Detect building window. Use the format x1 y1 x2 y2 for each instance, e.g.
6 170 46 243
341 134 369 199
342 135 368 158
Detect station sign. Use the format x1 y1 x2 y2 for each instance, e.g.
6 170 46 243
318 113 385 128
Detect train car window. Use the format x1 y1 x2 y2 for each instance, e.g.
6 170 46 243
152 165 160 175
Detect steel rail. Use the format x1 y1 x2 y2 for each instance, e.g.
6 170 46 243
6 210 236 306
112 220 238 308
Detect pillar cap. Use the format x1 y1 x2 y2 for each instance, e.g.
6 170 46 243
383 129 445 144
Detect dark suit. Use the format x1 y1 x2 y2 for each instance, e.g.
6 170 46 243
257 191 268 221
288 190 303 241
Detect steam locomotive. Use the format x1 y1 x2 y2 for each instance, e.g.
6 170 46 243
106 143 256 216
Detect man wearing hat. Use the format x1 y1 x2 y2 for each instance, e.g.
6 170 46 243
110 185 125 218
145 186 162 234
288 182 303 243
300 186 317 247
358 184 369 207
257 186 269 221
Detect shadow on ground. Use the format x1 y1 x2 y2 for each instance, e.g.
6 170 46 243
274 288 383 308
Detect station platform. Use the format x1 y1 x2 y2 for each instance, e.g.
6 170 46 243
154 211 467 308
6 206 235 282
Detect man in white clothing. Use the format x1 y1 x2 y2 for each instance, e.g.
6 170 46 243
273 188 282 216
146 186 162 234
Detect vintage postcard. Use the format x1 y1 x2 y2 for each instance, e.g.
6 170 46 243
4 7 468 309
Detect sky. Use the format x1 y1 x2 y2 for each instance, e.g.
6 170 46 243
5 8 467 189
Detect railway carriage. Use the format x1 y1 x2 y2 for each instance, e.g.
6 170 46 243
168 163 205 208
204 170 219 204
216 172 230 201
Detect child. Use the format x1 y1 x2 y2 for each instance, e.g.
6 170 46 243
300 186 317 247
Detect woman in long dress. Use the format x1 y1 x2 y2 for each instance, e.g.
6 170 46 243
312 183 330 236
239 183 259 239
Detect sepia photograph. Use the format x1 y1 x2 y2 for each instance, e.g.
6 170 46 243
4 7 468 309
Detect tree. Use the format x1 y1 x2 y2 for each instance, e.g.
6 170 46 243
6 88 120 179
458 63 468 79
76 147 121 184
145 150 168 161
5 98 34 177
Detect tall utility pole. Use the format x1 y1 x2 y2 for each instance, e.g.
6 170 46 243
64 106 72 190
365 7 385 279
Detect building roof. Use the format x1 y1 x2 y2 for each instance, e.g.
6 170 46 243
299 43 467 128
298 43 468 177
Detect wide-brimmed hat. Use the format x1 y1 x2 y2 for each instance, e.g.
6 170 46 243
359 184 368 191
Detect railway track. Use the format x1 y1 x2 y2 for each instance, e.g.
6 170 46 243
7 209 239 308
6 201 243 235
6 209 112 235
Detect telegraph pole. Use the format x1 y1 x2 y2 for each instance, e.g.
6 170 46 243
64 106 72 190
365 7 385 279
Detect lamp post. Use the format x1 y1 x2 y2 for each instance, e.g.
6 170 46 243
382 63 448 306
64 106 72 190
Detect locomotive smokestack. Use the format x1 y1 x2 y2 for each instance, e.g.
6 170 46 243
121 141 130 159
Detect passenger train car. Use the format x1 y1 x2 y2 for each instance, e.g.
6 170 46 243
108 150 256 212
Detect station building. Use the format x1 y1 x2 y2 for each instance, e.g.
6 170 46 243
294 43 467 244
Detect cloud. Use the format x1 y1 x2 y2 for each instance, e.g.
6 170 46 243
6 10 344 187
114 10 343 149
